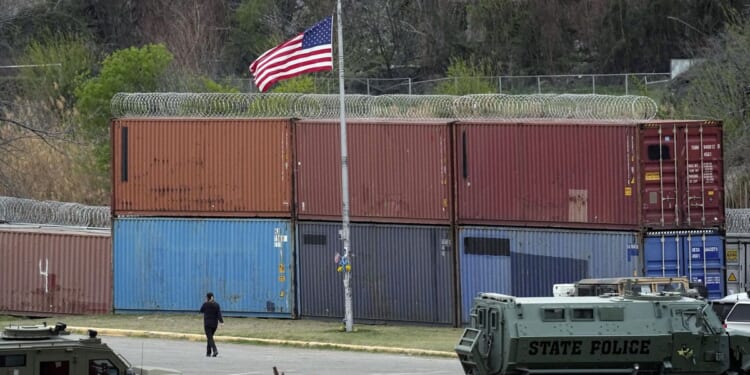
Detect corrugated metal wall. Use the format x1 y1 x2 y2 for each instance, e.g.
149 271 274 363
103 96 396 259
111 118 293 217
113 218 293 317
0 225 112 315
296 222 455 324
295 120 452 224
458 226 641 322
644 230 724 300
454 120 640 229
640 121 724 230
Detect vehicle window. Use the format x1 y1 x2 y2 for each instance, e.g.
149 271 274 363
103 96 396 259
727 304 750 322
598 307 625 321
40 360 70 375
572 308 594 321
542 308 565 321
89 359 119 375
712 302 735 322
0 354 26 367
477 308 486 328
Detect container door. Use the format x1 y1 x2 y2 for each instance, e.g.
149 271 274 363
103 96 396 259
644 234 683 277
644 231 725 299
641 124 680 228
640 122 724 229
683 233 724 300
726 240 750 295
679 122 723 228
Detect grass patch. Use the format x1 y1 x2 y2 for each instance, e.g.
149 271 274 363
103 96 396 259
0 314 462 354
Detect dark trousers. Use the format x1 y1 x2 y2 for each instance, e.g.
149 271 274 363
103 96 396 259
204 325 218 355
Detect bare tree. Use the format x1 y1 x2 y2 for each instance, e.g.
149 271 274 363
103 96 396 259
138 0 229 76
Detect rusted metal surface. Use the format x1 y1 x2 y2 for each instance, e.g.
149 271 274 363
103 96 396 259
0 225 112 315
640 120 724 229
454 119 724 230
111 118 293 217
295 119 452 224
455 119 640 229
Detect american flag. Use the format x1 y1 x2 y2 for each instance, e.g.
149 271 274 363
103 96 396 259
249 16 333 92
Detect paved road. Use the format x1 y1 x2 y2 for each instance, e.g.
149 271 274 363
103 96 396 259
104 335 464 375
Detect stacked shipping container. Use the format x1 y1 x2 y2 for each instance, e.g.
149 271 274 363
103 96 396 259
454 119 725 319
111 118 295 317
107 116 726 325
294 120 456 324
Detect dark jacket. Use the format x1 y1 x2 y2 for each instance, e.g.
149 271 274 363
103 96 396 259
200 301 224 327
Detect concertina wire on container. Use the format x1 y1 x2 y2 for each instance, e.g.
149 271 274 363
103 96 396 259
111 93 659 121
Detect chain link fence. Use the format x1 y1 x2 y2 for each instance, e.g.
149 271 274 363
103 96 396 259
0 196 110 228
221 73 671 96
111 93 658 120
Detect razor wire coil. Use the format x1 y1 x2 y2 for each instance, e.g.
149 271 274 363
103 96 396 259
727 208 750 234
0 196 110 228
111 93 658 120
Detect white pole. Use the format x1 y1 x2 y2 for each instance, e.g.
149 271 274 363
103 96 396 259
336 0 354 333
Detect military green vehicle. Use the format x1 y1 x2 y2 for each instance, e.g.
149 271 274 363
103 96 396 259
573 277 700 298
0 322 179 375
456 292 750 374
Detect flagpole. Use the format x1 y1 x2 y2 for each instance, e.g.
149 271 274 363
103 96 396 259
336 0 354 333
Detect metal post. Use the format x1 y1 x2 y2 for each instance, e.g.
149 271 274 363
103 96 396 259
592 75 596 94
625 74 629 95
537 76 541 94
336 0 354 333
498 76 502 93
408 78 412 95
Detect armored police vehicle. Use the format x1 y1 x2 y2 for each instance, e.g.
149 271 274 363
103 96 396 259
0 322 178 375
456 291 750 374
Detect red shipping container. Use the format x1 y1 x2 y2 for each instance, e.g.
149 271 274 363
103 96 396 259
0 225 112 315
111 118 293 217
640 120 724 228
295 119 452 224
455 119 723 230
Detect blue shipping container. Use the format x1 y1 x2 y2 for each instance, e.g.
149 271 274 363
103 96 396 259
644 230 724 300
296 222 455 325
114 218 293 317
458 226 641 323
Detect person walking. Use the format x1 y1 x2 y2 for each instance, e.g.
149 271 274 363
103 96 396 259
200 292 224 357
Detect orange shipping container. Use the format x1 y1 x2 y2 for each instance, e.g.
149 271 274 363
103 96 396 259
112 118 293 217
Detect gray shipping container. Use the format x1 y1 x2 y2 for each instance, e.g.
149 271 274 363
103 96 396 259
724 209 750 294
458 226 641 323
296 222 455 325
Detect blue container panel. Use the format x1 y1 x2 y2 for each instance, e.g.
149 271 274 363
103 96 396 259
114 218 293 317
644 236 682 277
645 232 724 300
296 222 454 325
459 227 640 323
686 234 724 299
